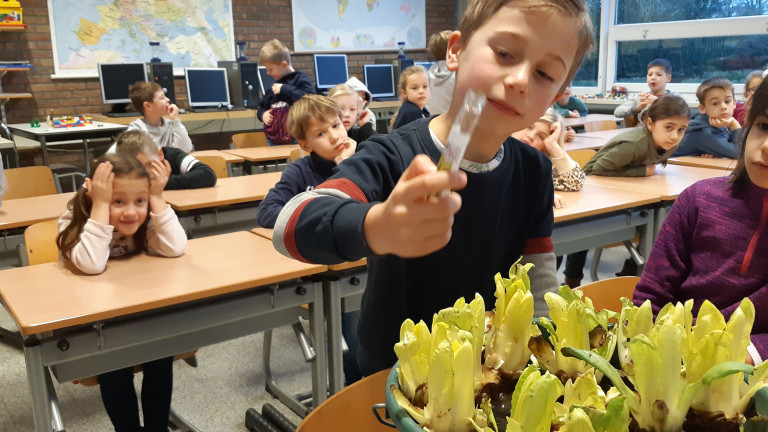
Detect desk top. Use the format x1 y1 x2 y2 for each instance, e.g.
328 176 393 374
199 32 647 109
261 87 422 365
0 136 12 145
190 150 244 163
0 231 328 336
668 156 737 172
250 228 366 270
562 113 623 129
8 121 127 136
369 100 401 109
578 128 629 141
0 193 74 230
563 136 604 151
553 182 659 223
163 172 282 211
90 110 258 126
587 164 728 201
223 145 299 162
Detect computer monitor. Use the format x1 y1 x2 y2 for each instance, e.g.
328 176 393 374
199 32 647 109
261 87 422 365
363 64 396 99
313 54 349 90
415 61 434 71
98 62 148 115
258 66 276 97
184 67 230 109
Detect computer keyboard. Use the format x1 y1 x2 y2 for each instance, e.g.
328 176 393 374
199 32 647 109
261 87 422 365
103 111 141 117
188 107 227 113
374 96 400 102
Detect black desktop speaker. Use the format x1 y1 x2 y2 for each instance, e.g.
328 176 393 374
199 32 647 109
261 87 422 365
148 62 175 104
218 61 260 109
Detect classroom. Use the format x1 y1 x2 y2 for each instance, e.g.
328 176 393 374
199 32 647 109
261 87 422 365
1 0 767 431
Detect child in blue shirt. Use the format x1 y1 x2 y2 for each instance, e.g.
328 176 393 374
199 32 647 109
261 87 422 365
673 77 741 158
391 65 431 130
553 84 588 118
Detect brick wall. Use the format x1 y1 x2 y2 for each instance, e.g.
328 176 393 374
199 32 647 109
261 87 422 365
0 0 457 124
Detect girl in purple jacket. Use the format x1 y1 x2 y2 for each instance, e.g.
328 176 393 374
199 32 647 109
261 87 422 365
633 78 768 365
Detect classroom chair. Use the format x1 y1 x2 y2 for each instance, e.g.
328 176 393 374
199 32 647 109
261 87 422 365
295 368 391 432
290 148 309 162
566 149 597 169
193 155 229 179
232 131 268 148
22 220 202 432
584 120 618 132
576 276 639 314
3 166 58 199
623 115 639 128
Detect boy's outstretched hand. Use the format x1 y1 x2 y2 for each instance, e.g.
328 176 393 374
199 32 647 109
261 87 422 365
364 154 467 258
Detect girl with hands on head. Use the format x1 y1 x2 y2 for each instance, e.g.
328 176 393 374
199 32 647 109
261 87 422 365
56 153 186 432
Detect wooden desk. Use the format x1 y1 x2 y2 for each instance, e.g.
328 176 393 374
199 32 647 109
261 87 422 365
190 149 244 163
577 127 629 141
223 145 299 162
7 121 127 167
562 113 623 129
668 156 736 172
0 193 73 231
563 136 604 151
0 231 329 431
91 110 263 134
163 172 281 235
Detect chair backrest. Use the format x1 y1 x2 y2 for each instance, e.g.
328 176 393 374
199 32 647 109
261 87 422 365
194 155 228 179
4 166 58 199
296 368 391 431
577 276 639 313
584 120 618 132
290 148 309 162
24 220 60 266
623 115 639 128
0 122 21 168
567 149 598 169
232 131 268 149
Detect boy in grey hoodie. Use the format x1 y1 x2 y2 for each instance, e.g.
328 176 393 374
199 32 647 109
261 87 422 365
425 30 455 115
345 76 377 130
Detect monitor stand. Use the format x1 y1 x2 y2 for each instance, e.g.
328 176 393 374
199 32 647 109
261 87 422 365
103 103 140 118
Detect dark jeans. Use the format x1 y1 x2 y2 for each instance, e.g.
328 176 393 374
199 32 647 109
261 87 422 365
341 310 362 385
556 250 589 279
99 356 173 432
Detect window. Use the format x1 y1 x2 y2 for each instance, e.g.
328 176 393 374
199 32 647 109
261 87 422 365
617 0 768 24
572 0 602 87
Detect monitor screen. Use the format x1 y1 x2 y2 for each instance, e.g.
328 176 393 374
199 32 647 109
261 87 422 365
314 54 349 89
184 68 230 107
258 66 276 96
98 63 148 104
415 61 434 71
363 64 396 98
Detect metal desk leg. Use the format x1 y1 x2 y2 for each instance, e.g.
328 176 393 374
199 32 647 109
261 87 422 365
23 338 54 432
39 136 49 166
637 209 655 275
654 205 669 241
324 277 344 395
309 281 328 407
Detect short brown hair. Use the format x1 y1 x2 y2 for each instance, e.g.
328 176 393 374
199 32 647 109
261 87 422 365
129 81 162 115
428 30 452 61
458 0 594 93
286 95 342 140
114 130 158 156
259 39 291 66
696 77 735 105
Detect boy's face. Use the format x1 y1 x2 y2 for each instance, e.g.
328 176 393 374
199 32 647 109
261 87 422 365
700 88 735 120
145 89 170 116
356 90 370 108
446 5 579 135
744 111 768 189
646 66 671 94
334 94 359 131
264 61 289 80
556 86 572 105
402 72 430 108
133 148 165 170
298 115 349 161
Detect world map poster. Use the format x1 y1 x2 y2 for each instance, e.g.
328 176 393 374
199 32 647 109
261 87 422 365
48 0 235 77
292 0 426 52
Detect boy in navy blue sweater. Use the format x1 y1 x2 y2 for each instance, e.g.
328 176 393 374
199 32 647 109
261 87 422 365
273 0 595 375
257 39 316 145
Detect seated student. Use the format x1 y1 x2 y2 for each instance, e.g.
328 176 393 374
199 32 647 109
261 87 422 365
734 70 763 125
57 153 186 431
614 58 678 121
271 0 594 375
673 77 741 159
391 65 431 130
633 77 768 365
257 39 315 145
108 81 194 153
513 108 586 287
256 94 358 382
345 77 377 129
552 84 588 118
585 94 690 177
425 30 455 115
114 130 217 190
327 84 376 143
